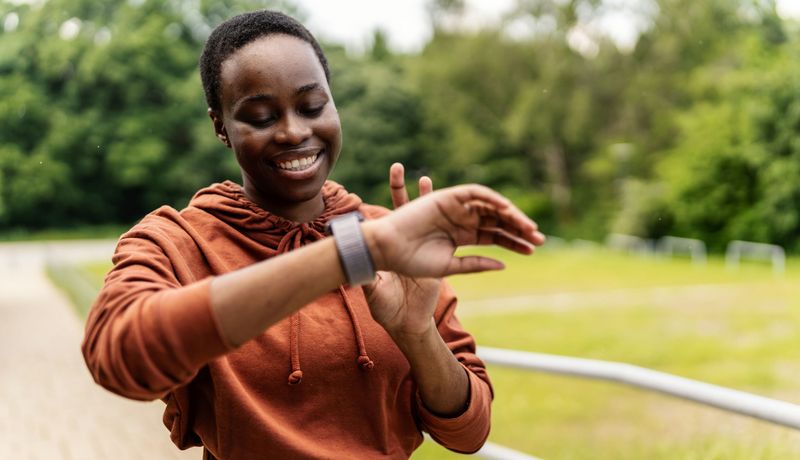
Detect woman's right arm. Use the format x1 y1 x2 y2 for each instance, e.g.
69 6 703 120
211 183 542 347
210 236 347 346
83 184 542 400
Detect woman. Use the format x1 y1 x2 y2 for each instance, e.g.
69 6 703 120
82 10 545 460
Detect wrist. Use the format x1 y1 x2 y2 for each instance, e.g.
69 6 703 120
361 221 387 271
327 212 376 285
388 318 438 350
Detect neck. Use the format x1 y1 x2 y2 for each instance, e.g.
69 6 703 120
242 183 325 223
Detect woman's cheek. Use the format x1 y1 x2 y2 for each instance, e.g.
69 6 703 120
236 130 268 159
317 112 342 151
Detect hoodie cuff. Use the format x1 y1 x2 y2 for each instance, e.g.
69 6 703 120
415 365 492 453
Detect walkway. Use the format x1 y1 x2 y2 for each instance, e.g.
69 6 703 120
0 240 199 459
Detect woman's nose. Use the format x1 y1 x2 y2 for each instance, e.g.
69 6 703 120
274 113 311 145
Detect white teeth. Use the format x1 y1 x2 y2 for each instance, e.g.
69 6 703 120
276 154 318 171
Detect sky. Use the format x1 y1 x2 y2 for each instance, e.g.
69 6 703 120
294 0 800 53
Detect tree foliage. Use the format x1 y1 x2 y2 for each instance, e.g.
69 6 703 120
652 30 800 251
2 0 800 252
0 0 293 228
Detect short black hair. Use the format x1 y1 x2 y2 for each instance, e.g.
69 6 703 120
199 10 330 112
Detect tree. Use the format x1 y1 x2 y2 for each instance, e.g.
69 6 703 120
0 0 294 229
622 6 800 250
327 43 430 207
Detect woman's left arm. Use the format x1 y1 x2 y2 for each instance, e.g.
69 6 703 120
362 163 534 452
409 283 493 454
364 266 492 452
391 314 471 417
362 163 471 415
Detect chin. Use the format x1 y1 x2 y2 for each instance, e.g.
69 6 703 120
273 177 327 203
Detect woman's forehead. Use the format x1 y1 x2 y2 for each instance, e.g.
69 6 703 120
219 35 328 107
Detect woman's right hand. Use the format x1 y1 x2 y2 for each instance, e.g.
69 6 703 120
363 184 546 278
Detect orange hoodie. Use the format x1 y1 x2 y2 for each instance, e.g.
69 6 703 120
82 180 493 459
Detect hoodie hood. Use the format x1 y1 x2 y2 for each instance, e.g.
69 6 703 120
188 180 363 247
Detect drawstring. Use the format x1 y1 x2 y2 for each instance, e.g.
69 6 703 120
277 225 310 253
338 286 374 370
282 224 323 386
288 313 303 385
281 224 373 385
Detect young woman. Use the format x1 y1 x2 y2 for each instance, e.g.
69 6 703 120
82 10 545 459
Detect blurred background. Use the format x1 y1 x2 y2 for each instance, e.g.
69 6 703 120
1 0 800 458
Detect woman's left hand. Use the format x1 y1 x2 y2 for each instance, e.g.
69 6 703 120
362 163 442 337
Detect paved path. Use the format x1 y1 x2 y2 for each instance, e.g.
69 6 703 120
0 241 199 459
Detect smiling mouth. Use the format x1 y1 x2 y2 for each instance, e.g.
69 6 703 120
273 153 319 172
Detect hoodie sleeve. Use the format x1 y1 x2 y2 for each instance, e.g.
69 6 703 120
81 219 233 401
415 281 494 454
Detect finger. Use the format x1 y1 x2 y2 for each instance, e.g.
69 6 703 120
477 214 544 245
445 256 505 275
389 163 409 208
465 201 541 245
450 184 512 210
470 201 537 230
419 176 433 196
475 228 536 254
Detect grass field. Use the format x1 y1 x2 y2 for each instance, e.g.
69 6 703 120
0 224 128 242
54 245 800 459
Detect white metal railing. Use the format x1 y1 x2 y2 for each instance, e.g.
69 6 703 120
475 442 542 460
725 240 785 275
423 434 542 460
656 236 707 266
606 233 653 256
464 346 800 458
477 346 800 430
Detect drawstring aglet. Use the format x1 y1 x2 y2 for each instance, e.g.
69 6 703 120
358 355 374 370
288 370 303 385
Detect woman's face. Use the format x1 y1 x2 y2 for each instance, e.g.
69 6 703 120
212 34 341 217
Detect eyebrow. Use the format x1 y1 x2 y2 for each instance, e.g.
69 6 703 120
234 83 324 110
296 83 322 95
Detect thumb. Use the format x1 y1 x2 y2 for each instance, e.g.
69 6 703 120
445 256 505 276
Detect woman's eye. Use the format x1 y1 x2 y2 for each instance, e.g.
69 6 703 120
250 116 275 126
301 105 325 116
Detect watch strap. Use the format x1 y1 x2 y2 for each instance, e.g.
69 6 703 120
327 212 376 285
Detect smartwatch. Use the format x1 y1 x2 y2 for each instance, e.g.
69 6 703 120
326 212 376 285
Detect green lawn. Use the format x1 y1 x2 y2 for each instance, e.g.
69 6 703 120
47 260 110 318
54 246 800 459
416 247 800 459
0 224 128 242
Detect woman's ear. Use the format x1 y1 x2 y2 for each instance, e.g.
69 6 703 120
208 108 231 148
